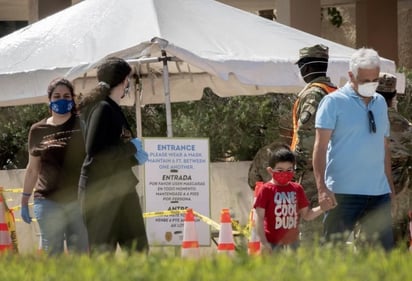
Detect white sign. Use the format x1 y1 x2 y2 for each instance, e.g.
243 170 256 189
144 138 210 246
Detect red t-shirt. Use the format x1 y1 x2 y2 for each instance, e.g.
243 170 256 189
253 181 310 245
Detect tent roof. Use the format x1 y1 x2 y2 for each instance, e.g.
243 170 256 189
0 0 397 107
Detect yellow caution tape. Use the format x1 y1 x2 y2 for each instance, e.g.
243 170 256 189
143 210 186 218
193 210 221 231
0 189 19 252
3 188 24 193
14 218 37 222
1 186 251 237
142 209 244 236
5 210 19 253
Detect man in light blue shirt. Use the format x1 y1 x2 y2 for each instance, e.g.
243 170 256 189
313 48 395 251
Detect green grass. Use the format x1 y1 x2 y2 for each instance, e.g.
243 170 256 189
0 246 411 281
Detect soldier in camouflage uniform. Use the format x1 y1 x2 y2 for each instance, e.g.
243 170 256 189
376 73 412 247
290 45 337 210
290 45 338 242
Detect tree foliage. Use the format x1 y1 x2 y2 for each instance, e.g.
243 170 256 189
171 88 294 161
321 7 343 28
397 67 412 120
0 104 49 169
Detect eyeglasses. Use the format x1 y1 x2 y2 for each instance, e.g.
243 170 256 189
368 110 376 133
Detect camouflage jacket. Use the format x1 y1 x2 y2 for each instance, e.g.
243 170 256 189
291 76 337 173
388 108 412 194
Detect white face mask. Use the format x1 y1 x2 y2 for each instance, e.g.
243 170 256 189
357 82 378 97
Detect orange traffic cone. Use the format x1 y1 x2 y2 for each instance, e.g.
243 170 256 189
408 211 412 252
181 208 200 258
248 208 260 255
37 234 44 256
0 193 12 253
5 209 18 253
217 208 235 255
248 182 263 255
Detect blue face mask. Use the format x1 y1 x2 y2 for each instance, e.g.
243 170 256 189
49 99 74 114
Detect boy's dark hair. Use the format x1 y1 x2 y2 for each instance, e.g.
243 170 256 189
268 145 296 168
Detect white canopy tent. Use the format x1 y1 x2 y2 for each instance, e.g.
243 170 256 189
0 0 398 136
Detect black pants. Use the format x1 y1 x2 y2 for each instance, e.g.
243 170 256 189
79 175 148 254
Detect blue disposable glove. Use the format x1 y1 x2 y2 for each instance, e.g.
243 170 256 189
130 138 149 165
136 149 149 165
130 138 143 151
21 205 32 224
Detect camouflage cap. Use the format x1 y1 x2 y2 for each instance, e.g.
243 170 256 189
377 73 397 93
296 44 329 63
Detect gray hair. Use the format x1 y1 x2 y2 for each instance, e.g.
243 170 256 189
349 48 380 77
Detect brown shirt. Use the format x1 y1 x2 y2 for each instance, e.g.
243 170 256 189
29 114 85 202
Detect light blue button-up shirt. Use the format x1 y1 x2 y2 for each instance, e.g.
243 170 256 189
315 83 391 195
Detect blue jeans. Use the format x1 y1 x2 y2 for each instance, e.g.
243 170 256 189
34 198 89 255
323 193 394 251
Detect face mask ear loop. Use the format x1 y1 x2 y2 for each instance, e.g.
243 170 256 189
298 60 328 71
301 71 327 80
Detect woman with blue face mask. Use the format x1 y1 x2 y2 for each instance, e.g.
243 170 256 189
20 78 89 255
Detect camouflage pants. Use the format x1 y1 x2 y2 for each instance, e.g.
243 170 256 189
391 160 412 247
392 187 412 248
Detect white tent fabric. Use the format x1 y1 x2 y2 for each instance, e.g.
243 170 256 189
0 0 397 108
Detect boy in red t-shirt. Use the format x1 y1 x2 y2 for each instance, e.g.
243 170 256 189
254 145 334 253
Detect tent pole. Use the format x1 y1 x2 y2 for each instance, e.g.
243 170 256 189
132 72 145 210
160 50 173 137
128 55 179 138
134 74 142 138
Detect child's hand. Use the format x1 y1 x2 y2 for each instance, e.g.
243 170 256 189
318 189 337 212
320 197 336 212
